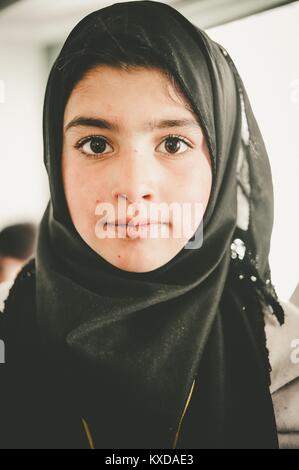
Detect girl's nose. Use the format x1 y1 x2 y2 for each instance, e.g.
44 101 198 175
111 150 157 205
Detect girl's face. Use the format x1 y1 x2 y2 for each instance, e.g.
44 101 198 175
62 65 212 272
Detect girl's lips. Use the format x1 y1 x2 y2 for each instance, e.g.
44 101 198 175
102 221 171 240
109 222 170 239
108 222 167 227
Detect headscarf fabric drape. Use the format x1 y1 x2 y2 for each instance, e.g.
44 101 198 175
36 0 284 449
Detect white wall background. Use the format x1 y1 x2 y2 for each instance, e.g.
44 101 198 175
0 1 298 301
208 2 299 301
0 45 49 228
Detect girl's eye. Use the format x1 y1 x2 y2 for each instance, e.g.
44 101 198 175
75 136 113 158
157 135 192 155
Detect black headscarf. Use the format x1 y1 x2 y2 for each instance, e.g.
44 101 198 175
36 0 284 449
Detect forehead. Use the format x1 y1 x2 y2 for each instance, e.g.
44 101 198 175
65 65 192 116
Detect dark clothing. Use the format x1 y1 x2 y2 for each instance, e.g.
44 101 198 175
0 260 89 449
0 258 279 449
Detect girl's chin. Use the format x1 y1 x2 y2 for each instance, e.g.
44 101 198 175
98 247 174 273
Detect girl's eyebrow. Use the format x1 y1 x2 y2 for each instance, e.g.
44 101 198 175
64 116 201 133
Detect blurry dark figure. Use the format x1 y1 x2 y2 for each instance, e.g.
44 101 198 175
0 223 37 283
0 223 37 310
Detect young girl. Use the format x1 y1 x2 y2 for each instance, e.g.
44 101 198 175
1 0 298 449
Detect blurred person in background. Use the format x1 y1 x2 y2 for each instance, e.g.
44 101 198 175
0 223 37 311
